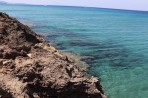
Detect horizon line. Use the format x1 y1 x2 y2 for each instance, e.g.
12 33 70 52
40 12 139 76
2 2 148 13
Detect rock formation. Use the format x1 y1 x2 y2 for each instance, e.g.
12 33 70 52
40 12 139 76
0 12 106 98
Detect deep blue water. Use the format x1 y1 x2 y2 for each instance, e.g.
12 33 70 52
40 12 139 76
1 4 148 98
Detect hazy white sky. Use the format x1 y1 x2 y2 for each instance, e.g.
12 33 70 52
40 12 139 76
3 0 148 11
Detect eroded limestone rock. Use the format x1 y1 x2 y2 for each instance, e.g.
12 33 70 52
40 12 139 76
0 12 106 98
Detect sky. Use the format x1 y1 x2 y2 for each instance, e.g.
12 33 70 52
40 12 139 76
2 0 148 11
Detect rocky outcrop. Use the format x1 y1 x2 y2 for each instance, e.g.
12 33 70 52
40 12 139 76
0 12 106 98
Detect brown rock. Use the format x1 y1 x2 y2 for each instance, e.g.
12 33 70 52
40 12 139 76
0 12 106 98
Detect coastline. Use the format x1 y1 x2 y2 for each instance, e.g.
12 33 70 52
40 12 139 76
0 13 106 98
1 4 148 97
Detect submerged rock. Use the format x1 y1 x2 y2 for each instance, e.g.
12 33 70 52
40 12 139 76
0 12 106 98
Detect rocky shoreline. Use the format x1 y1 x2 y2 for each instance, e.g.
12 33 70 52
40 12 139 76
0 13 106 98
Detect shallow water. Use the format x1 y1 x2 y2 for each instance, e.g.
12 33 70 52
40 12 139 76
1 4 148 98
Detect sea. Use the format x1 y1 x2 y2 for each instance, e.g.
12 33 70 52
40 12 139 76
0 4 148 98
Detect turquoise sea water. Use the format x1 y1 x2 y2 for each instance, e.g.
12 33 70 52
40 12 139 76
1 4 148 98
